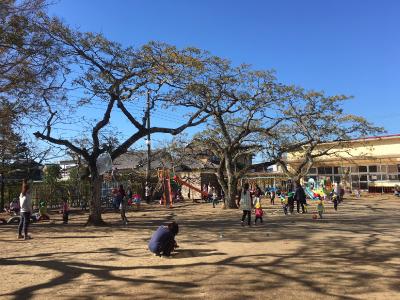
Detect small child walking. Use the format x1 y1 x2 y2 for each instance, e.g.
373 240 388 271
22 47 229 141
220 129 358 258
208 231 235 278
317 198 325 219
287 190 295 214
62 199 69 224
270 190 276 205
254 202 263 224
332 193 338 211
280 193 288 215
211 187 218 208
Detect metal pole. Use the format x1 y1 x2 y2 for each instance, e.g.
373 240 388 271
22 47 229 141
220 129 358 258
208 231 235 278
145 91 151 203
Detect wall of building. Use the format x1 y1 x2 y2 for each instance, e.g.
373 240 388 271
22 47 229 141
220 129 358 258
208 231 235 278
286 136 400 192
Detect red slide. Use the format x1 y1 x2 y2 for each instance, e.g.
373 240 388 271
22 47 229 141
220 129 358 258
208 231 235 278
173 175 209 197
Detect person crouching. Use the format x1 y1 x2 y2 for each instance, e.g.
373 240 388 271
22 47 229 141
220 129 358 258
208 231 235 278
148 222 179 257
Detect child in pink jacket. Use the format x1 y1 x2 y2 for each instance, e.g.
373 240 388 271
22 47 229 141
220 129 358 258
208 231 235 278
254 202 264 224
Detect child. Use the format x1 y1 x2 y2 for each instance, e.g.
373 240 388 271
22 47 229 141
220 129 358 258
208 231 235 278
148 222 179 257
254 185 262 206
211 187 218 208
39 200 50 221
332 193 338 211
10 198 20 215
62 199 69 224
280 193 288 215
254 202 263 224
18 179 32 240
287 190 295 214
317 198 325 219
132 194 141 210
270 190 275 205
118 185 128 225
112 188 119 211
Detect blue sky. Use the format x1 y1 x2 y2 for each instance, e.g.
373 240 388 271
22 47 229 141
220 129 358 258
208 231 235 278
47 0 400 153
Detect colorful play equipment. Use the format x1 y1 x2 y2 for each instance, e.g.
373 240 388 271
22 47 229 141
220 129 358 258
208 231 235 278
305 177 334 200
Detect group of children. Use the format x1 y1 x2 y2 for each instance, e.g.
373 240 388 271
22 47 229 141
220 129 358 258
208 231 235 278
237 183 343 226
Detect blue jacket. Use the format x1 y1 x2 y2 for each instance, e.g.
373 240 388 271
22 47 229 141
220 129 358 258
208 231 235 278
148 226 174 254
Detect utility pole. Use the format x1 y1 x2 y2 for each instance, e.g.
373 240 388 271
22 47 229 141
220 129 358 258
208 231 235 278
145 91 151 203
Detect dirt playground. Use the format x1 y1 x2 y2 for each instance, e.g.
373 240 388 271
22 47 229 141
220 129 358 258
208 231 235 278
1 195 400 300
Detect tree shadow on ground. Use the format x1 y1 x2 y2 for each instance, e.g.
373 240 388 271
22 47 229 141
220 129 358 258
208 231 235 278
172 248 226 258
1 199 400 299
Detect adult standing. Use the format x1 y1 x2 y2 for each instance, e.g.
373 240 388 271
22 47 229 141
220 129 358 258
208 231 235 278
237 183 253 226
295 181 306 214
18 179 32 240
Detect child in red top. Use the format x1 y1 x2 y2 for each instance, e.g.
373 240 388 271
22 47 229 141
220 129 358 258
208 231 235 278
254 202 264 224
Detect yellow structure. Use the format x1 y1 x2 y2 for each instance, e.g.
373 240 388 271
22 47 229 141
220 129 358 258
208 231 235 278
286 134 400 192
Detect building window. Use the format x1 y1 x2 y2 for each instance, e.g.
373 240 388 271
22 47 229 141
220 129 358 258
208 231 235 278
318 167 325 174
360 182 368 190
358 166 368 173
352 181 360 189
309 167 317 174
351 175 359 181
388 165 397 173
388 174 399 181
381 174 388 180
334 176 341 183
359 175 368 181
306 176 317 182
368 165 378 173
351 166 358 173
380 165 387 173
369 174 380 181
333 167 340 174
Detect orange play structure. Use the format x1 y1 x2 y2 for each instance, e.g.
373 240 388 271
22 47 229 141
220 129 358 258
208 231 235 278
158 168 210 207
158 169 173 207
173 175 209 198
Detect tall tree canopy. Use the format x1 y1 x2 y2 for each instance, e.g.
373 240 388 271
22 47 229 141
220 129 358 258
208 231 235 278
181 61 285 208
261 87 383 183
20 16 216 224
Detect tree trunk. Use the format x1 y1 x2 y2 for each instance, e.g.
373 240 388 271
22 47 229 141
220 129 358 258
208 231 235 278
86 163 107 226
215 152 240 209
0 172 4 211
226 176 239 208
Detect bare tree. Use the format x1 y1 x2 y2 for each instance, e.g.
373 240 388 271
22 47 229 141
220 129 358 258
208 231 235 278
261 87 383 183
29 18 213 225
180 61 284 208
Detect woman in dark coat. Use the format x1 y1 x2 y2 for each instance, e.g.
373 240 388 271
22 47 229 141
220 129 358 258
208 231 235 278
294 182 307 214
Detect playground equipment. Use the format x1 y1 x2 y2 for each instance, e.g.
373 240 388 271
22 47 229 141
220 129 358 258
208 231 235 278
305 177 334 200
157 168 215 207
173 175 209 198
158 169 174 207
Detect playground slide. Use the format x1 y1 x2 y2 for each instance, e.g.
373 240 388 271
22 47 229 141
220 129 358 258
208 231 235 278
305 187 319 200
173 176 209 197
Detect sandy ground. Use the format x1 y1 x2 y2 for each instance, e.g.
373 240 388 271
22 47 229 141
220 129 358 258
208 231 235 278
1 195 400 300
